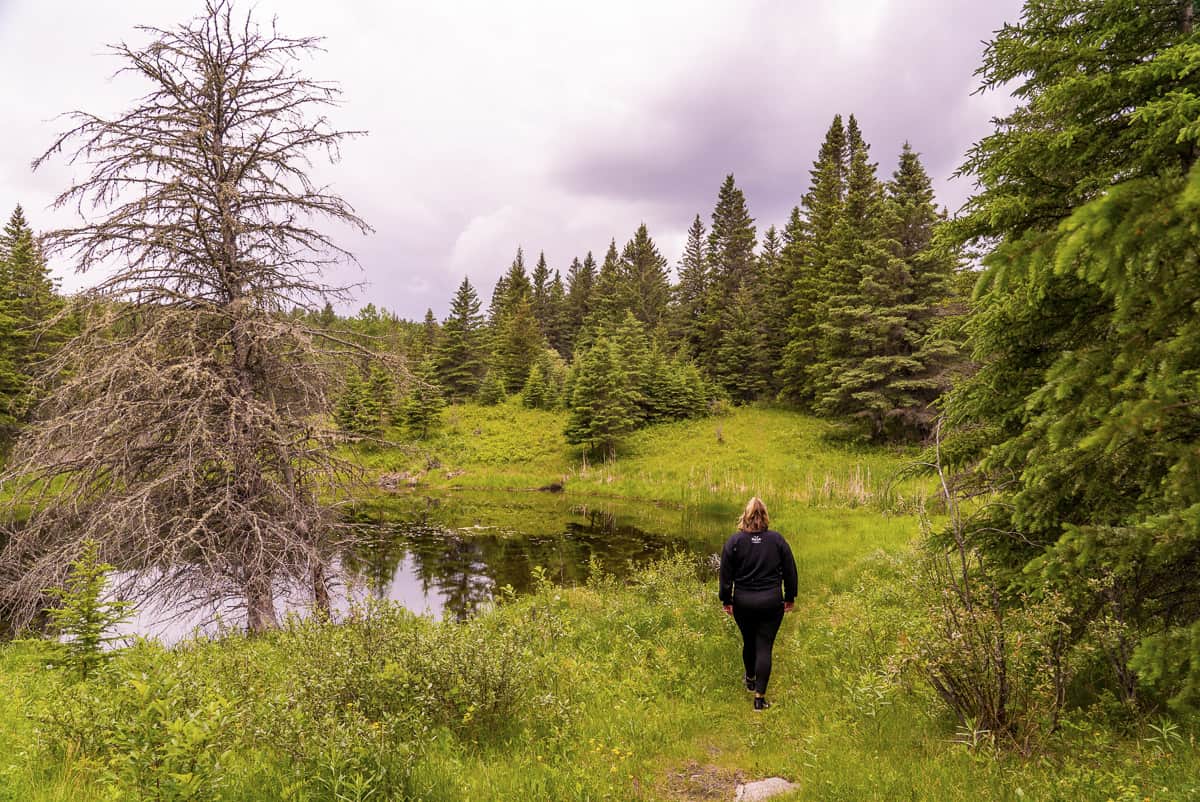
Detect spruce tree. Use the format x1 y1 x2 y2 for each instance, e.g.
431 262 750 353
366 365 395 428
564 336 639 459
476 369 506 406
0 205 65 446
492 295 544 392
757 224 786 394
811 114 887 413
436 276 486 399
779 115 848 404
672 214 708 356
335 368 376 436
713 283 770 403
418 308 439 359
943 0 1200 710
546 270 568 356
620 223 671 330
531 250 553 334
318 300 337 328
586 239 625 331
700 175 756 377
401 358 444 438
563 253 596 355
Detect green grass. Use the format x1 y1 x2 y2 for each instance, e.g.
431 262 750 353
2 404 1196 800
350 402 932 513
3 557 1197 801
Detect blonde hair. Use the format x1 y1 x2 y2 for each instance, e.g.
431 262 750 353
737 497 769 533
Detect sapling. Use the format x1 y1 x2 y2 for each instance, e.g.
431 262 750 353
45 539 132 679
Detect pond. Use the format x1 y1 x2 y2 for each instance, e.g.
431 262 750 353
117 490 738 641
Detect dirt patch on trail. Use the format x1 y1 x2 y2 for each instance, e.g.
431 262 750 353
663 760 745 800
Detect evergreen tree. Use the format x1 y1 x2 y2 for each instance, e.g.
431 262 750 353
546 270 568 357
757 224 786 394
520 361 551 409
531 250 553 333
943 0 1200 710
318 300 336 328
492 295 544 392
620 223 671 330
564 336 639 459
699 175 756 377
779 115 848 403
335 368 381 436
713 283 770 403
563 253 596 355
810 114 888 412
487 274 510 327
418 308 439 359
810 138 962 440
586 239 625 331
436 276 486 399
476 369 506 406
501 248 532 314
0 205 65 446
672 214 708 356
401 358 444 438
366 365 395 427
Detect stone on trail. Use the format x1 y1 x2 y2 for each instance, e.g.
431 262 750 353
734 777 798 801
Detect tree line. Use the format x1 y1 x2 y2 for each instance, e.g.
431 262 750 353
330 115 965 451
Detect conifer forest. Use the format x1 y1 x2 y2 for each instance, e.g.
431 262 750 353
0 1 1199 800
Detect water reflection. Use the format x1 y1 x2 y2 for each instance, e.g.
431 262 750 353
113 493 736 639
345 493 733 620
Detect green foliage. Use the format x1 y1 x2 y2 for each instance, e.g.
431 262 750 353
44 539 132 680
0 204 68 448
401 359 444 438
671 214 708 357
561 253 595 357
436 276 486 399
492 296 545 393
943 0 1200 713
520 349 565 410
475 368 507 406
564 336 638 458
335 368 382 437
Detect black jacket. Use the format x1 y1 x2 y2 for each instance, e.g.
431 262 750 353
718 528 798 608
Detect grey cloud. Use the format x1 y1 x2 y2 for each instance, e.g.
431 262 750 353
552 0 1024 233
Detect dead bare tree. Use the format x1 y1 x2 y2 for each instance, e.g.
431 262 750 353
0 0 373 633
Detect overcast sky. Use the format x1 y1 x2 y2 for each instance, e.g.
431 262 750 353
0 0 1022 319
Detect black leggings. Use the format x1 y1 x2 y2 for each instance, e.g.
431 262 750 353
733 604 784 694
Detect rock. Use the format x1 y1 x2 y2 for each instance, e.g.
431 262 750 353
734 777 798 801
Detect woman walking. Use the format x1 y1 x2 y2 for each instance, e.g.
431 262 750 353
719 497 798 710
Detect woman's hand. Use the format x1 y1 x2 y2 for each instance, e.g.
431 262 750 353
723 604 733 616
784 602 794 613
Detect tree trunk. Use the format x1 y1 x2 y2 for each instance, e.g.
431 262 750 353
246 571 278 634
312 562 331 616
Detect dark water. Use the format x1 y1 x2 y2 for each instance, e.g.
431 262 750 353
117 492 736 640
345 492 735 620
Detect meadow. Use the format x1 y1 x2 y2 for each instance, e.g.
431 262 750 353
0 404 1196 801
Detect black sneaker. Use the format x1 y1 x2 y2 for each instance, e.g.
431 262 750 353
753 697 770 711
743 675 756 692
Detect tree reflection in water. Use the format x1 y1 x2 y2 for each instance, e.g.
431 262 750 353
344 494 731 620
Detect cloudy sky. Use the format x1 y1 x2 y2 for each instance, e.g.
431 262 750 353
0 0 1022 319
